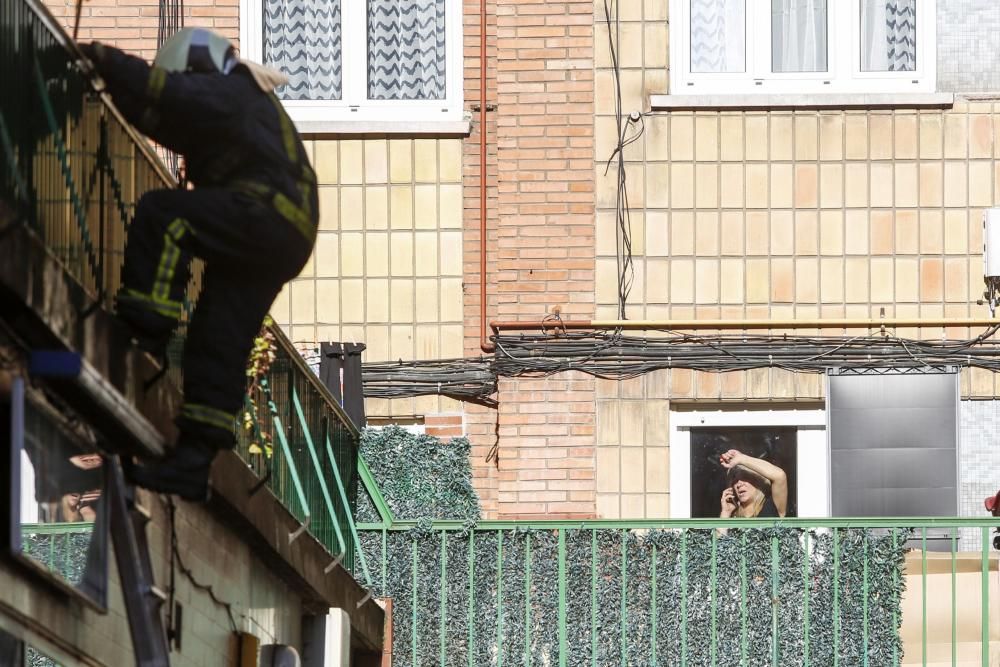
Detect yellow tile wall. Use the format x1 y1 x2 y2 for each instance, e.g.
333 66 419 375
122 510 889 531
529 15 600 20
270 138 466 418
596 103 1000 379
592 7 1000 516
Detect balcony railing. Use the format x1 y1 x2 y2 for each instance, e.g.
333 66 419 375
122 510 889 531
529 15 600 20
3 0 361 578
358 508 1000 666
2 0 179 310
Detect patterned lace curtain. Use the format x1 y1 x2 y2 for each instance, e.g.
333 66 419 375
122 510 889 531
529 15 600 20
861 0 916 71
771 0 828 73
264 0 342 100
690 0 746 73
367 0 447 100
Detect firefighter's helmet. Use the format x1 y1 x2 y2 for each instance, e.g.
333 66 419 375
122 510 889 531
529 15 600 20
154 28 236 75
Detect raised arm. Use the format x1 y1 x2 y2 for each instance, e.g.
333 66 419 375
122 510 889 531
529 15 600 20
719 449 788 517
80 43 241 152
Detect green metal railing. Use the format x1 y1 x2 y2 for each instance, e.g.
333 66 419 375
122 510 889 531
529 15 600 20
235 324 364 574
359 502 1000 666
4 0 364 585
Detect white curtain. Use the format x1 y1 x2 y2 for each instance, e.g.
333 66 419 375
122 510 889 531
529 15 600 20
368 0 447 100
690 0 746 73
771 0 828 73
264 0 342 100
861 0 916 71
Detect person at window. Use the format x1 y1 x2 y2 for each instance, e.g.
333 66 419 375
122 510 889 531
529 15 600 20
718 449 788 519
79 28 317 501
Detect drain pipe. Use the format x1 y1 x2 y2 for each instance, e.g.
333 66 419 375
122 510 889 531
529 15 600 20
491 317 1000 334
478 0 494 353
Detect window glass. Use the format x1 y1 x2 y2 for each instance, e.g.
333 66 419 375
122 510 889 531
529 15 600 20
367 0 447 100
771 0 828 73
264 0 343 100
689 427 798 518
690 0 746 73
861 0 916 72
11 387 108 607
0 628 22 667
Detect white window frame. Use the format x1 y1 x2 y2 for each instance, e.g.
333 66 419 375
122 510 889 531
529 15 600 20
668 408 829 519
669 0 936 95
239 0 465 126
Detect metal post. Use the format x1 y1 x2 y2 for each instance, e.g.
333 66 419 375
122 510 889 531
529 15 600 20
771 531 779 667
558 529 567 667
620 530 627 667
834 527 840 667
922 528 927 667
711 529 718 667
740 530 747 667
497 531 504 667
803 530 810 667
651 543 658 667
862 531 869 667
524 534 532 667
468 530 475 667
681 531 688 667
440 530 447 667
983 527 990 667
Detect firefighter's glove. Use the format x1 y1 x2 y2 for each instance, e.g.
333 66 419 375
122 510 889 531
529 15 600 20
77 41 110 77
78 42 105 63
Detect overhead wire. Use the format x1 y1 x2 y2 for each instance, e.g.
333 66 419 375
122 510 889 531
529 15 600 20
603 0 639 320
163 496 239 634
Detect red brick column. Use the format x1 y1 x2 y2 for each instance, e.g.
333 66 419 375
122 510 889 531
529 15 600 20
463 0 501 517
491 0 596 519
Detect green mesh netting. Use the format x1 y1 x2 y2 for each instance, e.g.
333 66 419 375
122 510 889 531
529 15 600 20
357 426 480 522
356 429 910 667
21 530 93 585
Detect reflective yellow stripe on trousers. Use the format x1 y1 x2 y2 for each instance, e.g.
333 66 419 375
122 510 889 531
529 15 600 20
181 403 237 431
152 217 190 303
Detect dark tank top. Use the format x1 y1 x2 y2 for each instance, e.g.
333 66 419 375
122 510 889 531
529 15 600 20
756 497 779 518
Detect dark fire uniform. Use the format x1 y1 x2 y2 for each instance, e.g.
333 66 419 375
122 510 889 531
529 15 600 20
81 34 317 499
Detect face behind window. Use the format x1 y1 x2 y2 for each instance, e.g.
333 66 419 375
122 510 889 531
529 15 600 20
690 426 798 518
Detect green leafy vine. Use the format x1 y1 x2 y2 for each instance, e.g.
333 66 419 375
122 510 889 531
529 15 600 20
243 315 276 457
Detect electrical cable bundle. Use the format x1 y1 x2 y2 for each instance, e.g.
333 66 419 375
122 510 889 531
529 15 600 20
361 357 497 406
492 327 1000 379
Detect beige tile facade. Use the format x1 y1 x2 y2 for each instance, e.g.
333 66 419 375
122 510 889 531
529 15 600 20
271 138 466 417
592 5 1000 518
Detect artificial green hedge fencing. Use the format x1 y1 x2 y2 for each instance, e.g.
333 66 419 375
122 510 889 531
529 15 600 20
355 428 909 667
21 526 94 586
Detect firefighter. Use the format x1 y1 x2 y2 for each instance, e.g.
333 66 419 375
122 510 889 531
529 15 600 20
80 29 317 500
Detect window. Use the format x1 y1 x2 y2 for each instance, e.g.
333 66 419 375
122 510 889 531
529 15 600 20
688 426 799 518
671 0 936 94
4 377 108 609
240 0 464 125
669 408 828 518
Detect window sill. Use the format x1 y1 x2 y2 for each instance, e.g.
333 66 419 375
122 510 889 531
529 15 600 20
649 92 955 111
295 118 473 137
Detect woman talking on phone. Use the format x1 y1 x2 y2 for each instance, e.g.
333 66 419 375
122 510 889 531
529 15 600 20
718 448 788 519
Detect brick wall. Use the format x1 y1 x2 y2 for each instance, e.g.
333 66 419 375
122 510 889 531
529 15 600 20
489 0 597 519
462 0 501 517
42 0 238 59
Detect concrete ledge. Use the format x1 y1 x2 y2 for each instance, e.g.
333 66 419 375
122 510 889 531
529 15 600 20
0 222 178 455
649 92 955 111
295 119 472 137
208 451 385 652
